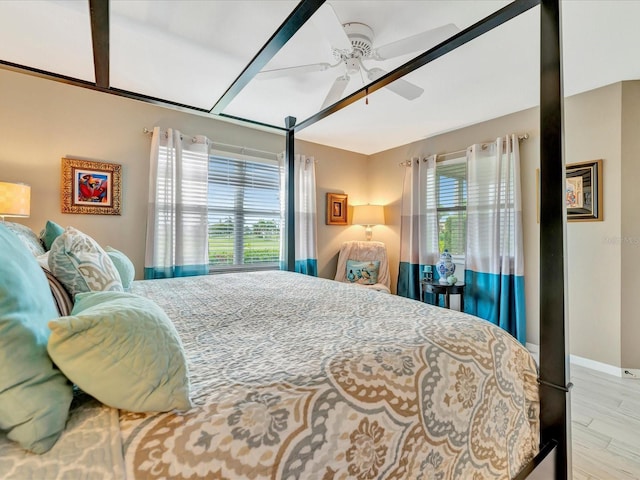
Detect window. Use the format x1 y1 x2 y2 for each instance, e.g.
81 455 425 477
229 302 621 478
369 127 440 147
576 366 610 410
207 154 281 272
436 156 467 259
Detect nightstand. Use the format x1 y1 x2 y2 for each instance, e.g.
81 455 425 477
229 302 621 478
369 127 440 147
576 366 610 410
420 280 465 310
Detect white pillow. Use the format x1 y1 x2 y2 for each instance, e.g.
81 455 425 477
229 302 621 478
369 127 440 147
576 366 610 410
48 227 123 298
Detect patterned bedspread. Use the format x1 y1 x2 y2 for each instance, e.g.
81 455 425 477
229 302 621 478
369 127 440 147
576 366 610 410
0 392 124 479
123 271 539 479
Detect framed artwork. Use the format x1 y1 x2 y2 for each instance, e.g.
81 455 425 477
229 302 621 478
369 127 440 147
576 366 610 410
326 192 348 225
61 158 122 215
566 159 602 221
536 159 603 222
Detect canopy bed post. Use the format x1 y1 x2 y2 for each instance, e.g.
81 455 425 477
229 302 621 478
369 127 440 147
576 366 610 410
285 115 297 272
539 0 571 478
88 0 109 89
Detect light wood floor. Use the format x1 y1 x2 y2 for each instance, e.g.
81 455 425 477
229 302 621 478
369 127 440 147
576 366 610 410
571 363 640 479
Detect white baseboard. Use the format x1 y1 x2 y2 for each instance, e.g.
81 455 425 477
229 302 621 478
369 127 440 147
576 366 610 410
569 354 622 377
525 343 627 378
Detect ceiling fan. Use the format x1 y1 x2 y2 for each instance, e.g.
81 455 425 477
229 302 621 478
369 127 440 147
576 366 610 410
257 4 459 110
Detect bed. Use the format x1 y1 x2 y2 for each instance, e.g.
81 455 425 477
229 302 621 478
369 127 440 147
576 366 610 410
0 221 539 479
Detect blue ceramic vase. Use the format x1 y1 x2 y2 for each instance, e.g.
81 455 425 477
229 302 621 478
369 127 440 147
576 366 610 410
436 250 456 284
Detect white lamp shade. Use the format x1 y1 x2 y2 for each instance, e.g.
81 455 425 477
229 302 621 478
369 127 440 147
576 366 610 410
352 204 385 226
0 182 31 217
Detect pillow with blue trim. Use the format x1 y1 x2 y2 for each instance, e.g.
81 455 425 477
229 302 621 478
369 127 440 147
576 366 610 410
346 259 380 285
48 227 123 298
0 224 73 454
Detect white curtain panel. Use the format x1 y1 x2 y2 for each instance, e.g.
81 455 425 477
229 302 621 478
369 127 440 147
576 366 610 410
465 134 526 343
294 155 318 274
397 155 439 298
145 127 209 278
465 135 524 276
278 154 318 275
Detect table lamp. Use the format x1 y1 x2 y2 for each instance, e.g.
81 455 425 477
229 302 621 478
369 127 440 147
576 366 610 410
0 182 31 222
352 204 385 241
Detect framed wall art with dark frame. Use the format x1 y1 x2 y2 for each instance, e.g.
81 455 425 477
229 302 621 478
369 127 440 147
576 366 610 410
61 157 122 215
326 192 348 225
566 159 603 222
536 159 603 223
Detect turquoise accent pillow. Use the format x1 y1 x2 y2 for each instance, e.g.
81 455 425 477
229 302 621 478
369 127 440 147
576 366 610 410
48 227 123 298
39 220 65 251
0 225 73 454
47 291 192 413
346 259 380 285
105 246 135 291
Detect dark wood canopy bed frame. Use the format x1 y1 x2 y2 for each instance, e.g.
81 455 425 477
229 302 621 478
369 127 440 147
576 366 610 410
0 0 570 478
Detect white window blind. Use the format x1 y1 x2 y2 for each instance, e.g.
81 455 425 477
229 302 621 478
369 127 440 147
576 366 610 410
466 151 517 259
156 144 209 269
436 157 467 257
207 155 281 272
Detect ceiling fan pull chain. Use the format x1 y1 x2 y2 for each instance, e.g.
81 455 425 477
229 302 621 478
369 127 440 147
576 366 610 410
365 87 369 105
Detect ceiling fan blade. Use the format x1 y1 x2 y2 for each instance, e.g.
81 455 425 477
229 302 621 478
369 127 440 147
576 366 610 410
373 23 459 60
321 75 350 110
257 62 333 79
310 3 353 53
367 68 424 100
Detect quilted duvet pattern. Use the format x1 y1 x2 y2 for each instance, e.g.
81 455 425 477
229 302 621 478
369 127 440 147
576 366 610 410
122 271 539 479
47 291 192 413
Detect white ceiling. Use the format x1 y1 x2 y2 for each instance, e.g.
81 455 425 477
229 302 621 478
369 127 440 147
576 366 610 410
1 1 639 155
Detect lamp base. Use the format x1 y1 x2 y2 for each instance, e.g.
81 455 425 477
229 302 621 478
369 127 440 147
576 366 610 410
365 226 373 241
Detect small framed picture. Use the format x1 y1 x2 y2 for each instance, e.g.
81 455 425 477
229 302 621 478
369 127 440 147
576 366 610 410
536 159 603 223
61 157 122 215
326 192 348 225
566 159 602 222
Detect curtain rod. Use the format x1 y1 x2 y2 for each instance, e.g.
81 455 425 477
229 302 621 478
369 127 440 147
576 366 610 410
142 127 279 160
399 133 529 167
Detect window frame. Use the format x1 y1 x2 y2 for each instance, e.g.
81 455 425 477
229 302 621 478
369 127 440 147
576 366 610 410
207 152 282 273
435 155 467 264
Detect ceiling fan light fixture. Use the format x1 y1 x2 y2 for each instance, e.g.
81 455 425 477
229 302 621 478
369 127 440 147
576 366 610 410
331 22 374 62
345 58 360 75
264 8 449 108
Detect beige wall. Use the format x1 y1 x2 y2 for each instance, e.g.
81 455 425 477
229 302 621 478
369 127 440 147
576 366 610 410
0 69 288 278
3 66 639 367
368 108 540 341
621 81 640 369
369 82 635 365
0 68 369 283
565 83 622 367
294 141 368 280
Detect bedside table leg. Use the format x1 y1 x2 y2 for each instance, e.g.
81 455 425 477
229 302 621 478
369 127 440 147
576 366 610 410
445 292 450 309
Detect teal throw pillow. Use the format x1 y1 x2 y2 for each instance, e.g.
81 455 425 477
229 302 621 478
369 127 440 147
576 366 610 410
39 220 65 251
105 246 135 291
48 227 123 298
47 291 192 413
346 259 380 285
0 225 73 454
